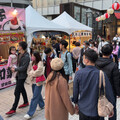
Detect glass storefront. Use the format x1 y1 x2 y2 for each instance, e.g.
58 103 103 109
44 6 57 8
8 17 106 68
81 8 87 25
74 6 81 22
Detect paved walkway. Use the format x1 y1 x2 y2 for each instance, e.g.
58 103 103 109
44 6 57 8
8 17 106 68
0 84 120 120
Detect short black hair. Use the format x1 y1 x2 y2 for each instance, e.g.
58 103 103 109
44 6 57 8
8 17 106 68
60 40 68 49
102 44 113 56
51 37 56 41
91 41 95 45
44 48 51 54
89 39 92 43
75 42 80 46
19 41 27 50
84 49 98 63
84 41 89 46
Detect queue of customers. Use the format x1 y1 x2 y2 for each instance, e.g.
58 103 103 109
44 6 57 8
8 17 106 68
5 36 120 120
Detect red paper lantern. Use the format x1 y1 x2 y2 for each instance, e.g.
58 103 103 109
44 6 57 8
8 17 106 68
96 18 99 22
104 13 110 19
112 2 120 10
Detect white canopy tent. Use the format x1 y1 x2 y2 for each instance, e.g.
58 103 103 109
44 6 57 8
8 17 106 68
52 11 92 35
26 6 69 48
52 11 92 50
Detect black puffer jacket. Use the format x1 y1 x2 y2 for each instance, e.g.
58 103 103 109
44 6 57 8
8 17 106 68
96 57 120 96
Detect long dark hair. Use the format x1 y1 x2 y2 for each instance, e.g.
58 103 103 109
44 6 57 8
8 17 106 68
113 41 117 50
9 46 16 55
32 51 41 65
48 68 67 84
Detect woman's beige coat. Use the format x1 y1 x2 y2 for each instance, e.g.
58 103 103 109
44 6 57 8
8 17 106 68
26 61 45 86
45 72 75 120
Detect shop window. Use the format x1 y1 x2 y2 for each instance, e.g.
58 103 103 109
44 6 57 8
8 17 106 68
81 8 87 25
74 6 81 22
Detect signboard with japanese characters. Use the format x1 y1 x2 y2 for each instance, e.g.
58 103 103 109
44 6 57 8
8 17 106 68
0 6 25 31
0 65 12 89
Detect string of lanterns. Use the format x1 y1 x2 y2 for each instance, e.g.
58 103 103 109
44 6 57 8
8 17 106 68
96 1 120 22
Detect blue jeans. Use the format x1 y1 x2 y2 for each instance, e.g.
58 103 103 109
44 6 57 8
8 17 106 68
27 84 45 116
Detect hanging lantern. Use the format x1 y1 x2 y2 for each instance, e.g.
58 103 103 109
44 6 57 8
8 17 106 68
104 13 110 19
98 16 102 21
112 2 120 10
107 8 114 14
101 15 106 20
96 17 99 22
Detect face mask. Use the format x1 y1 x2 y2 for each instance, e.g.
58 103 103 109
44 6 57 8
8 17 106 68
83 61 86 66
83 45 85 48
90 44 93 47
31 56 35 61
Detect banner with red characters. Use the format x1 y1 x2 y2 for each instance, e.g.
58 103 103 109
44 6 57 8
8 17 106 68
0 6 25 31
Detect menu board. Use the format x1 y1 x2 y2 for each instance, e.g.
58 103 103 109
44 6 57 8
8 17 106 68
0 31 24 44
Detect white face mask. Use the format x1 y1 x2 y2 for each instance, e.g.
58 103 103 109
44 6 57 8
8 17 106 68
83 45 85 48
83 61 86 66
90 44 93 47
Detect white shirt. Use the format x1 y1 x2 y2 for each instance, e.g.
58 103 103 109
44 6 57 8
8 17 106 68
113 37 118 41
98 41 108 54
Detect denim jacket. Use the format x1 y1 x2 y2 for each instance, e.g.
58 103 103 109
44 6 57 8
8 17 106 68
61 51 73 76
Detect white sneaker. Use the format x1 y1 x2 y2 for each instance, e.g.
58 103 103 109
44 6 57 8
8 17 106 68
24 114 31 119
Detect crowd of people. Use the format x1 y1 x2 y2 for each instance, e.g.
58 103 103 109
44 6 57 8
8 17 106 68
3 34 120 120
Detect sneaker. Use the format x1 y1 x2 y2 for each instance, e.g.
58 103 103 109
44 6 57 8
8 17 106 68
24 114 31 119
6 110 16 116
18 103 29 109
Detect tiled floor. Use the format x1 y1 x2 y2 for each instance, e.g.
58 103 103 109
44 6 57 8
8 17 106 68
0 84 120 120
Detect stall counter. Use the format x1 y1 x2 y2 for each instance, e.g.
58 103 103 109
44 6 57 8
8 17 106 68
0 64 15 89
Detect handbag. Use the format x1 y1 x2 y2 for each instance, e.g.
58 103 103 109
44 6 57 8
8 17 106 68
33 65 46 83
98 70 114 117
36 75 45 83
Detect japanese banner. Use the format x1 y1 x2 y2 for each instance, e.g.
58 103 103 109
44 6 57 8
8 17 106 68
0 65 13 89
0 6 25 31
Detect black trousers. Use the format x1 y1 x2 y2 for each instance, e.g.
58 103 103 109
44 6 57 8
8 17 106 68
12 78 28 110
72 58 78 73
79 112 100 120
113 54 118 64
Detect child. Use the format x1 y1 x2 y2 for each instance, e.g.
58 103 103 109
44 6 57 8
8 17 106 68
7 46 17 83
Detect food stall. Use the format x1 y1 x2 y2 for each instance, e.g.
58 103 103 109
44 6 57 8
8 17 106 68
0 31 25 89
0 6 25 89
66 30 92 52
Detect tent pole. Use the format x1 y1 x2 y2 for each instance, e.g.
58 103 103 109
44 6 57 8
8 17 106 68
69 35 70 52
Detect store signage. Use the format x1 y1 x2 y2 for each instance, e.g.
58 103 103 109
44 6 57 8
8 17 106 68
0 6 25 31
0 65 13 89
0 31 24 45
